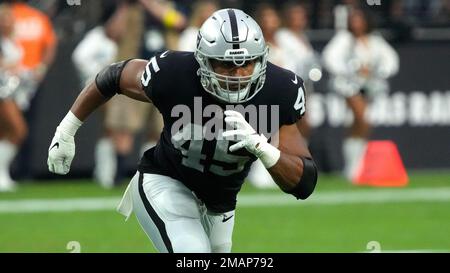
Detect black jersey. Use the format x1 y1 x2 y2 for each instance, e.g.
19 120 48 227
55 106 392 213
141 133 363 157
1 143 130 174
138 51 305 213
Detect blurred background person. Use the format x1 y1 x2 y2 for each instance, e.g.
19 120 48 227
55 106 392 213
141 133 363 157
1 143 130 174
102 1 148 188
72 3 120 86
322 7 399 181
139 0 187 51
10 0 57 110
276 1 322 141
276 1 321 87
177 0 219 51
0 3 24 192
71 1 121 189
7 0 57 181
139 0 187 32
253 3 287 67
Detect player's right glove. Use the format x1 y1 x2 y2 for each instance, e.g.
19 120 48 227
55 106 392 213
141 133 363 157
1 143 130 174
47 111 83 175
223 110 281 168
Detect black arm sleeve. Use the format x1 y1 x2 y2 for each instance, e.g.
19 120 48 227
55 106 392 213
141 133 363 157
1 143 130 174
285 157 318 200
95 59 133 98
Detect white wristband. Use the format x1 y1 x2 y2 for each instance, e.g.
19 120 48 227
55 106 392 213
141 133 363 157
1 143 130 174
257 141 281 169
58 111 83 136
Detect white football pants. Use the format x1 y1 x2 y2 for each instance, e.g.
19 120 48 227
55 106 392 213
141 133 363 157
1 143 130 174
118 172 235 253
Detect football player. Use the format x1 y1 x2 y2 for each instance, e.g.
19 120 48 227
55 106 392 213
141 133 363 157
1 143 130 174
47 9 318 253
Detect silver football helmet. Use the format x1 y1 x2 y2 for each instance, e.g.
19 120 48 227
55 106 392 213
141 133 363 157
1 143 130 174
195 8 268 104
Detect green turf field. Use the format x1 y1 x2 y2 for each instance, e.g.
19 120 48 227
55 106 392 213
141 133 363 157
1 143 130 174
1 171 449 253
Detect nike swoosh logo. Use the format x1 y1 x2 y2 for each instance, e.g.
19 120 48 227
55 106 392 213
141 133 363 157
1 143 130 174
160 50 169 58
222 214 234 223
50 142 59 151
292 75 298 85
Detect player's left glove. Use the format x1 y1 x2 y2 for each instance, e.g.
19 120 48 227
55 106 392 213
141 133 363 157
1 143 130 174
47 111 83 175
223 110 280 168
48 127 75 175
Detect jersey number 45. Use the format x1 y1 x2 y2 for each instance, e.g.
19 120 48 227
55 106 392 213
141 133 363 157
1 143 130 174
171 123 252 176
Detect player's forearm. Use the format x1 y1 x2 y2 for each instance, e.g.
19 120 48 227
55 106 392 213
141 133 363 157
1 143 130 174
267 151 318 200
70 82 109 122
268 153 303 192
223 110 318 199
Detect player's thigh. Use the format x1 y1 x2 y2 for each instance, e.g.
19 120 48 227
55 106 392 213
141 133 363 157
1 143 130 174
202 210 235 253
131 172 211 253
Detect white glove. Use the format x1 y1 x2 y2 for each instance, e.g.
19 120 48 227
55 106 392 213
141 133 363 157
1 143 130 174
47 111 83 175
222 110 280 168
48 127 75 174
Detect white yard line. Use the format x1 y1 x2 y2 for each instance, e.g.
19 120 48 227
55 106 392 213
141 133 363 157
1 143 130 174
0 198 119 213
369 249 450 253
238 187 450 207
1 187 450 214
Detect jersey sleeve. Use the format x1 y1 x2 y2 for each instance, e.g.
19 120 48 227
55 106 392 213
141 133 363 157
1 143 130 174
140 50 172 107
279 73 307 126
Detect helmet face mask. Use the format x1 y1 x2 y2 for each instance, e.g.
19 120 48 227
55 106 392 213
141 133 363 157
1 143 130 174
195 9 269 104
